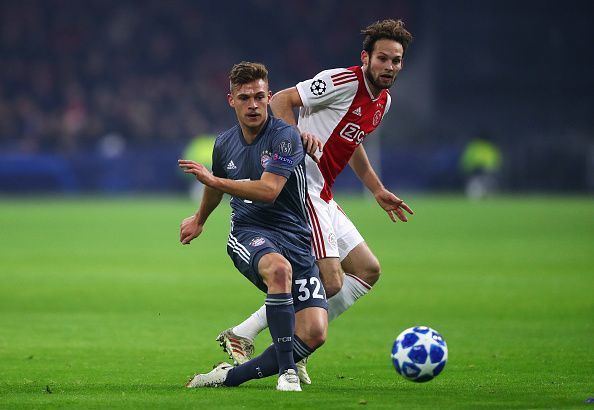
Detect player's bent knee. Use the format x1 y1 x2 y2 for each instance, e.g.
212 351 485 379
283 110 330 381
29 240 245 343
260 254 293 292
300 325 327 349
324 279 342 298
270 262 292 290
362 258 381 286
295 308 328 349
310 326 327 349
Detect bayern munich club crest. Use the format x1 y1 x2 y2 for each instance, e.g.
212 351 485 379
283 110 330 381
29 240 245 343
250 237 265 247
373 110 382 126
310 79 327 96
260 150 272 167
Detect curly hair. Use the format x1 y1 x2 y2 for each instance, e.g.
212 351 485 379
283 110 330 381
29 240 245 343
229 61 268 92
361 19 413 55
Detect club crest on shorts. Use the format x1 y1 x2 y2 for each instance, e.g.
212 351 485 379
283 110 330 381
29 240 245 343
328 232 337 248
260 150 272 168
250 237 265 247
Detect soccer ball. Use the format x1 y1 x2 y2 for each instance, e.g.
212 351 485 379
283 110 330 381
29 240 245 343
391 326 448 382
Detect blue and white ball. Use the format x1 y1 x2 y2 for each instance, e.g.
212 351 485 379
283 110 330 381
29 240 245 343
391 326 448 382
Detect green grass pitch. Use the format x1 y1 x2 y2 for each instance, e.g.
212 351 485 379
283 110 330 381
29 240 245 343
0 195 592 408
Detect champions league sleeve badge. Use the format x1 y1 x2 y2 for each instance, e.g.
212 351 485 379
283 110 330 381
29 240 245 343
310 79 327 96
279 140 293 155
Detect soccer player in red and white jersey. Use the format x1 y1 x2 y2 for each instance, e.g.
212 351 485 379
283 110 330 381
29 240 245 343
217 19 414 384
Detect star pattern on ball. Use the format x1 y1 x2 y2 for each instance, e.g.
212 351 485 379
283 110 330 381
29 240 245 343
392 343 412 368
419 337 443 376
392 327 448 382
416 360 441 378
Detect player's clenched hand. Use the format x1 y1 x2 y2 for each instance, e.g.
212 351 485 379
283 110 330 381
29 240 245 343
178 159 215 186
374 189 414 223
300 132 322 163
180 215 203 245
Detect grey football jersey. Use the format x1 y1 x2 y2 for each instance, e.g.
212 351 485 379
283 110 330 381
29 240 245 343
212 117 310 251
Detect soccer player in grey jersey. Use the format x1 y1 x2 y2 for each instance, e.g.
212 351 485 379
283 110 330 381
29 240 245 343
179 62 328 392
220 19 414 385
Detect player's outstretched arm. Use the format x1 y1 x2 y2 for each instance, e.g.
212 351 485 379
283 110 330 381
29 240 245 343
179 159 287 203
348 145 413 222
209 171 287 203
180 185 224 245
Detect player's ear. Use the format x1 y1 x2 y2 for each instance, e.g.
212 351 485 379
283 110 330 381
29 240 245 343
361 50 369 67
267 90 273 101
227 93 234 107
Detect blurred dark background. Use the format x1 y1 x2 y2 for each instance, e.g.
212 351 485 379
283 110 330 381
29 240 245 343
1 0 593 194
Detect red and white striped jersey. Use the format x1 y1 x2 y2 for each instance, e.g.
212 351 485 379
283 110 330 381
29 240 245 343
295 65 391 202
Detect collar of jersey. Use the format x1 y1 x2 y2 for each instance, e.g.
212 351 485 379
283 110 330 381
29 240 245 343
360 65 383 102
237 116 271 146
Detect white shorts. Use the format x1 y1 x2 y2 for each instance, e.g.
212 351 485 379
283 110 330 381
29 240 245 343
305 194 364 261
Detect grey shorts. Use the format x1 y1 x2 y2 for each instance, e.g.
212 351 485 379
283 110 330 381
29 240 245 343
227 229 328 312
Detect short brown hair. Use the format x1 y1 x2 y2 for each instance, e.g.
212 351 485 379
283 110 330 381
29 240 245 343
361 19 413 55
229 61 268 91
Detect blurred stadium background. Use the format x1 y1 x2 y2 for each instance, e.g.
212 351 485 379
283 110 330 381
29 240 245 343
1 0 593 195
1 1 593 407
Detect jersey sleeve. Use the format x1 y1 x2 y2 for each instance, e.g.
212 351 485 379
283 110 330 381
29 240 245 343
264 126 304 178
296 68 357 109
211 136 227 178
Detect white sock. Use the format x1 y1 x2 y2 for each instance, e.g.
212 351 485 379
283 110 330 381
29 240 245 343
232 305 268 341
327 273 371 322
